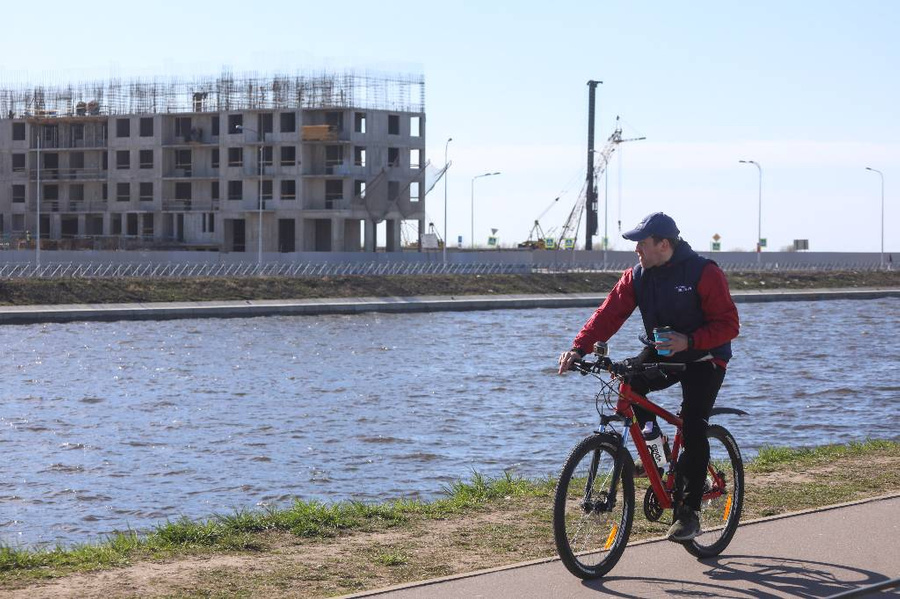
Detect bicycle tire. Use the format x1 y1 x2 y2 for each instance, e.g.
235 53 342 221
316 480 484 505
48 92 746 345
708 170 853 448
553 433 634 579
683 424 744 558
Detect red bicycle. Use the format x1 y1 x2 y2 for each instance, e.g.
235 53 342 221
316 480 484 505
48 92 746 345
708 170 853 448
553 341 746 579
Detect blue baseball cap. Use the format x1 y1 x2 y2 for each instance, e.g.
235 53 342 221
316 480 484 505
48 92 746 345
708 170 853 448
622 212 680 241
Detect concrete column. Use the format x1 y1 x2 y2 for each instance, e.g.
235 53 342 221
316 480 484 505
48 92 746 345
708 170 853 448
294 216 306 252
331 216 343 253
364 219 376 252
78 215 87 236
386 219 401 252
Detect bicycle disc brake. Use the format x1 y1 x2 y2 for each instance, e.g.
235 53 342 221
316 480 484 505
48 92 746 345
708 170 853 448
643 487 664 522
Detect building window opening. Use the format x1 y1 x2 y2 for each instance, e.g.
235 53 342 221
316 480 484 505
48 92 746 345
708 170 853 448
280 145 296 166
139 149 154 169
139 118 154 137
228 180 242 200
116 118 130 138
117 182 130 202
228 147 243 167
281 179 296 200
139 182 153 201
258 113 273 135
228 114 243 134
280 112 296 133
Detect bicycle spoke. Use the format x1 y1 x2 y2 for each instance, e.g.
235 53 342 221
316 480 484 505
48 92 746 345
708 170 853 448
554 436 634 578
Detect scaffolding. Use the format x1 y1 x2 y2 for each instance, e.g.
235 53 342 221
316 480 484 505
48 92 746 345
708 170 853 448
0 70 425 119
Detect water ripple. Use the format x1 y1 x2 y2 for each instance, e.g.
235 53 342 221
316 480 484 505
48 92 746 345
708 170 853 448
0 297 897 549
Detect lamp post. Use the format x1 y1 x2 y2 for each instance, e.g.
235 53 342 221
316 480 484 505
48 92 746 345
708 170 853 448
36 124 41 266
865 167 885 270
443 137 452 263
470 171 500 249
739 159 762 265
237 125 264 266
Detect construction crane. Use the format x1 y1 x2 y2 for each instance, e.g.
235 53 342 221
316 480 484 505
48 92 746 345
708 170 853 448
518 196 561 249
556 117 645 250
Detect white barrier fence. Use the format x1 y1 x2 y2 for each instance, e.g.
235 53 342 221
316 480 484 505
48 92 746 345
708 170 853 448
0 257 890 279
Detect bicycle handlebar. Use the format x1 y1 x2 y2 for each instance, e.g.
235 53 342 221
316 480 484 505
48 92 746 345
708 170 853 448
571 357 686 378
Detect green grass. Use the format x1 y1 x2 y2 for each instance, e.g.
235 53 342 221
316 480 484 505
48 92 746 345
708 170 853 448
0 471 553 579
0 440 896 582
749 438 899 472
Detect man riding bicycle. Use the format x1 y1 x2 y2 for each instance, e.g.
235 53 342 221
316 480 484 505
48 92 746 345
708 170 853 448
558 212 739 541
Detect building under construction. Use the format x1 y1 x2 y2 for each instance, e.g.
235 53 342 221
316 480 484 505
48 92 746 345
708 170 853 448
0 71 426 252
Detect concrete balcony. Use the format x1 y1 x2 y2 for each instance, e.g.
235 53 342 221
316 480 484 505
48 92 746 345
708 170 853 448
29 168 107 181
161 199 221 212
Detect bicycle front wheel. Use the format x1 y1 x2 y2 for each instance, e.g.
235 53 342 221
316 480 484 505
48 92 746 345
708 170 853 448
684 424 744 558
553 434 634 579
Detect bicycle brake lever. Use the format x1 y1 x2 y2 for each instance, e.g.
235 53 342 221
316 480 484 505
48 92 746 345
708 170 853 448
638 333 655 348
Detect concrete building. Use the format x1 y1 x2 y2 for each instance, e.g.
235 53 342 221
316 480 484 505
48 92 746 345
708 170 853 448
0 71 426 253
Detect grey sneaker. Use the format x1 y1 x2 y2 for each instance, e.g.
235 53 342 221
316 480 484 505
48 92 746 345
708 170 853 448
667 509 701 541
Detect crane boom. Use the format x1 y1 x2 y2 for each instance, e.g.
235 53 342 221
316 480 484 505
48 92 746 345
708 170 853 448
556 116 645 250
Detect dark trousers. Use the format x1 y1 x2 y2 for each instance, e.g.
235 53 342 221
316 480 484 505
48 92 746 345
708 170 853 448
630 361 726 512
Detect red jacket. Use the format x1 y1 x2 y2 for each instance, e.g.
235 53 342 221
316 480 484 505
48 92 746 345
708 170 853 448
573 263 739 366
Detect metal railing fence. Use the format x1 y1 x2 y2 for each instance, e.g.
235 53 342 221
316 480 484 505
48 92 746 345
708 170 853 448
0 260 890 279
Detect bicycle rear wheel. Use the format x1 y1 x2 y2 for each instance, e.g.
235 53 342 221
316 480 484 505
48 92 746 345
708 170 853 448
684 424 744 557
553 434 634 579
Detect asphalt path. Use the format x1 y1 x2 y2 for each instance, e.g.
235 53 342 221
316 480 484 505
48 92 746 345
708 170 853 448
347 494 900 598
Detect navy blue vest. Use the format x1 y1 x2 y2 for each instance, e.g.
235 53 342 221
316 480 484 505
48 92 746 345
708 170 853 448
632 241 732 362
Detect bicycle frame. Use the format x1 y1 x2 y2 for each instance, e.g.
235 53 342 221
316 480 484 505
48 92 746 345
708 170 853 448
613 380 726 511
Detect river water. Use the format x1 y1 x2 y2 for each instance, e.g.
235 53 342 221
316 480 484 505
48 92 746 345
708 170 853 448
1 297 898 548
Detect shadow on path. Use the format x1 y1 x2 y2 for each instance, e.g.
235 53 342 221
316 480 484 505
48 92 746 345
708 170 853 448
584 555 893 598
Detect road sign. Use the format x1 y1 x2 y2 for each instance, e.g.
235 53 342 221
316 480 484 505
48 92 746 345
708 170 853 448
711 241 721 251
422 233 439 249
713 233 721 242
759 238 767 248
487 236 499 247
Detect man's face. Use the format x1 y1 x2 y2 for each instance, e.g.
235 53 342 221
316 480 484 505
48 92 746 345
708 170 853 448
635 237 669 269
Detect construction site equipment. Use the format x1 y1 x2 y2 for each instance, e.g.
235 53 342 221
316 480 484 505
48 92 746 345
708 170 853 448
556 116 644 250
518 196 560 249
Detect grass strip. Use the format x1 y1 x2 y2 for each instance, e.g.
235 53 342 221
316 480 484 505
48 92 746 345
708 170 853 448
0 439 896 584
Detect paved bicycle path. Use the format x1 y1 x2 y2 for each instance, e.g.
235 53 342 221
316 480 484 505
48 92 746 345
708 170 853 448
347 494 900 598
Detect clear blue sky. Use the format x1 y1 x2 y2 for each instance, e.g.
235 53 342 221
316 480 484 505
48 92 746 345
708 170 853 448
3 1 896 252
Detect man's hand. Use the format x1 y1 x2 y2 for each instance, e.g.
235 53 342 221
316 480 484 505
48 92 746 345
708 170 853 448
558 350 581 375
656 331 689 355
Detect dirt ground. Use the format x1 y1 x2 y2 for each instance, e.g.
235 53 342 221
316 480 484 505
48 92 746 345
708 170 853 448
2 450 897 599
0 270 898 306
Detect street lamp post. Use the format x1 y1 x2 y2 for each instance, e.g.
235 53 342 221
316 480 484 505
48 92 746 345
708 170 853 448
237 125 264 266
865 167 885 269
443 137 452 263
36 124 41 266
739 159 763 265
470 172 500 249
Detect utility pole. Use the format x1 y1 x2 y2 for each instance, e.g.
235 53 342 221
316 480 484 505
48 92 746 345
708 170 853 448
585 80 602 251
